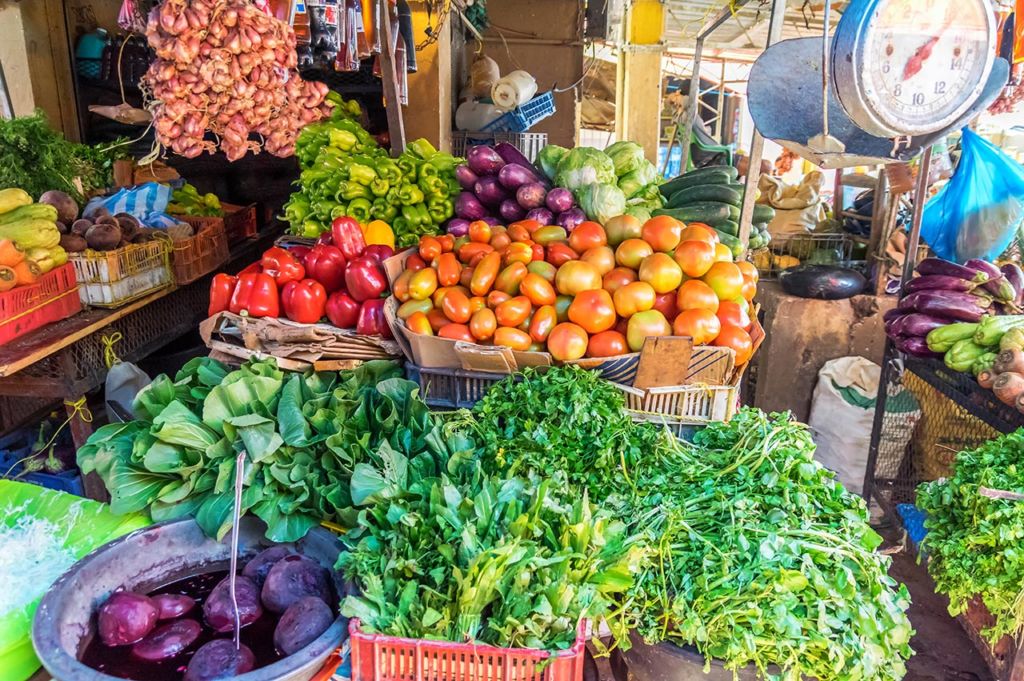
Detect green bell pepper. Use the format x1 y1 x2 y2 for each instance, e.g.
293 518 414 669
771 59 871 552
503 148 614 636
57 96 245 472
302 219 325 238
370 178 390 197
348 163 377 186
347 198 373 224
283 195 311 227
371 198 398 222
330 204 350 219
408 138 438 160
402 203 429 226
427 197 453 223
418 162 440 180
444 178 461 196
393 217 411 238
398 184 425 206
373 158 402 185
397 155 420 178
338 182 372 201
385 187 401 205
329 128 359 151
427 153 459 174
419 174 445 196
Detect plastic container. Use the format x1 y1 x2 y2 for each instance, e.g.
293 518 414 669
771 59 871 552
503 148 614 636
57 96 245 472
0 264 82 344
451 132 548 162
70 237 173 308
349 618 587 681
223 202 259 243
170 216 230 284
20 470 85 497
483 92 556 133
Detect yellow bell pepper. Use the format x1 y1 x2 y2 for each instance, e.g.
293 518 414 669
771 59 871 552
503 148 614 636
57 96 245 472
363 220 395 250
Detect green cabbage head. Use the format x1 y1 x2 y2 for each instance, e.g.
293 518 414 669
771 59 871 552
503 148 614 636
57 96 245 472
537 145 568 181
579 182 626 224
618 162 659 198
554 147 617 192
605 141 646 176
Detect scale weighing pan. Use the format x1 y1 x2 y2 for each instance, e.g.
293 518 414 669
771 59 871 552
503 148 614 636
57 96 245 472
748 37 1009 168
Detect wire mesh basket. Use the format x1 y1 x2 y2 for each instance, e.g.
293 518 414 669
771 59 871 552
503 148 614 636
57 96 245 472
749 232 868 280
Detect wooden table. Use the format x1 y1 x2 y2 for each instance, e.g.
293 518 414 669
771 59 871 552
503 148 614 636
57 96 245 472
0 229 276 497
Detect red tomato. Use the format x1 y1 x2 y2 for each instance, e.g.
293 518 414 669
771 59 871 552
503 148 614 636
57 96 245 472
469 220 492 243
508 224 532 243
736 260 759 284
626 310 671 352
419 236 442 261
393 269 414 302
614 316 630 337
495 296 533 327
638 253 683 294
490 231 512 251
405 254 428 272
613 281 656 318
438 323 475 342
494 262 529 295
460 265 475 289
680 224 719 245
527 260 557 282
529 305 558 342
741 278 758 302
470 252 502 296
641 216 683 252
717 300 752 331
504 241 534 266
487 290 511 309
602 267 638 294
530 243 546 262
441 288 472 324
555 261 602 296
426 308 449 332
512 218 542 234
615 239 654 269
674 240 716 278
702 262 745 300
569 222 608 253
494 327 532 351
546 243 579 267
673 309 722 345
580 246 616 276
546 323 589 361
437 234 455 253
714 324 754 364
713 243 733 263
406 311 433 336
676 280 720 313
468 296 487 313
520 273 557 306
568 289 616 334
437 252 461 287
653 291 679 322
586 330 628 358
459 242 494 264
470 308 497 340
604 214 643 247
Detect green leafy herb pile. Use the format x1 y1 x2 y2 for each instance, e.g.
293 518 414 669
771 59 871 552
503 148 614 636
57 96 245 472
918 429 1024 645
77 358 469 542
0 112 126 203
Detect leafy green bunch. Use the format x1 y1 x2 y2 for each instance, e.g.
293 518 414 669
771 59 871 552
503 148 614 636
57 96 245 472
918 429 1024 644
77 358 464 542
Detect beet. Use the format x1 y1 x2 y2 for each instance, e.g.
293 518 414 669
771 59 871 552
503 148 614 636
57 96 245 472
203 575 263 633
130 619 201 661
60 233 87 253
113 213 141 241
38 190 78 225
97 592 159 647
184 640 255 681
261 555 331 614
152 593 196 620
273 596 333 655
85 222 123 251
242 545 294 588
71 218 93 236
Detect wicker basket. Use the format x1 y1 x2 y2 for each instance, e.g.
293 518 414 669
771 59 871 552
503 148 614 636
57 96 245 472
170 216 230 284
222 203 258 244
70 237 173 308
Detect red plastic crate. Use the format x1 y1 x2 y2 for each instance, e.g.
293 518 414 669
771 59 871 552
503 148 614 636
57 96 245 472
0 264 81 344
349 619 587 681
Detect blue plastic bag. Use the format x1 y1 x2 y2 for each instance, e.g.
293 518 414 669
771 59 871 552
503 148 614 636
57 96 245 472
921 129 1024 263
82 182 180 229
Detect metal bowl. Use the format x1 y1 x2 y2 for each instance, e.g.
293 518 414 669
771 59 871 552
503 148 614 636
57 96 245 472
32 517 347 681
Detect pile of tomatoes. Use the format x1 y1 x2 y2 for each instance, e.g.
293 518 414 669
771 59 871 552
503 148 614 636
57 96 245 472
391 214 759 363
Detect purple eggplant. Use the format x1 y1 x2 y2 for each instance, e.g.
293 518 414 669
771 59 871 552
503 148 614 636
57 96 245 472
917 258 990 283
498 163 541 190
966 259 1015 302
545 187 574 214
557 207 587 232
481 216 502 227
899 313 950 337
447 218 470 237
896 336 943 359
474 176 510 207
466 145 506 176
905 275 978 294
1001 263 1024 306
499 199 527 223
455 165 479 191
965 258 1003 281
883 307 905 323
516 182 547 211
898 291 989 322
526 207 554 226
493 143 545 180
455 192 487 221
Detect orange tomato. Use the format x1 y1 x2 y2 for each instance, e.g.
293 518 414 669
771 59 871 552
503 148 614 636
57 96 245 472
419 236 442 261
494 327 532 351
554 295 573 322
586 330 629 358
616 239 654 269
713 243 733 263
546 243 578 267
495 296 533 327
490 231 512 251
680 224 719 245
736 260 759 284
470 252 502 296
503 241 534 266
638 253 683 294
406 311 433 335
569 222 608 253
602 267 638 294
741 278 757 302
547 323 589 361
673 309 722 345
533 226 568 246
580 246 616 276
405 253 428 272
441 288 472 324
702 261 745 300
508 223 532 243
409 268 438 300
437 234 455 252
487 290 512 308
527 260 557 282
460 265 475 289
517 309 535 333
717 300 752 331
437 252 461 287
459 242 494 264
438 323 475 343
555 261 602 296
641 216 683 252
653 291 679 323
568 289 616 334
604 214 642 247
714 324 754 364
397 298 433 319
673 240 716 278
469 296 487 313
431 286 450 308
469 251 490 267
529 304 558 342
470 308 497 340
530 243 546 262
676 280 720 313
393 269 414 302
469 220 492 243
494 262 529 295
613 281 656 318
512 218 542 234
626 310 671 352
426 308 449 332
520 273 557 306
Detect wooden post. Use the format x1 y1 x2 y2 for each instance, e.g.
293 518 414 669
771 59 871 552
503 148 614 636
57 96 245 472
615 0 664 163
404 4 452 151
378 0 406 156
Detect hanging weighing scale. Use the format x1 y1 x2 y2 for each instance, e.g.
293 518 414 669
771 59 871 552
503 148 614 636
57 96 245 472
748 0 1009 167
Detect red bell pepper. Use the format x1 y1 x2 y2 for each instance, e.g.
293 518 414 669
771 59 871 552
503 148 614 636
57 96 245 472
228 272 279 318
281 278 327 324
357 298 391 338
344 256 388 302
239 262 262 276
289 245 312 262
304 244 347 293
363 244 395 263
325 290 361 329
315 233 334 247
261 246 306 286
331 216 366 261
208 273 238 316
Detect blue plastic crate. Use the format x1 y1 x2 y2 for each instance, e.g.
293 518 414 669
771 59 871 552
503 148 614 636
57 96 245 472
897 503 928 547
482 92 556 133
21 470 85 496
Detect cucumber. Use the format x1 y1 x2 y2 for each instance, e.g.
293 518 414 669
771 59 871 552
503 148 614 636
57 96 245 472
668 184 742 208
686 164 739 180
659 170 733 198
652 201 735 224
714 229 744 258
712 220 740 237
753 204 776 223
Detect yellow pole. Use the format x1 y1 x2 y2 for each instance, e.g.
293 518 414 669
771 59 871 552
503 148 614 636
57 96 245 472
615 0 665 161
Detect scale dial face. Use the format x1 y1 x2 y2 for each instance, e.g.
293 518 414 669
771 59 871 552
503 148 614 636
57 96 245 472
839 0 996 137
